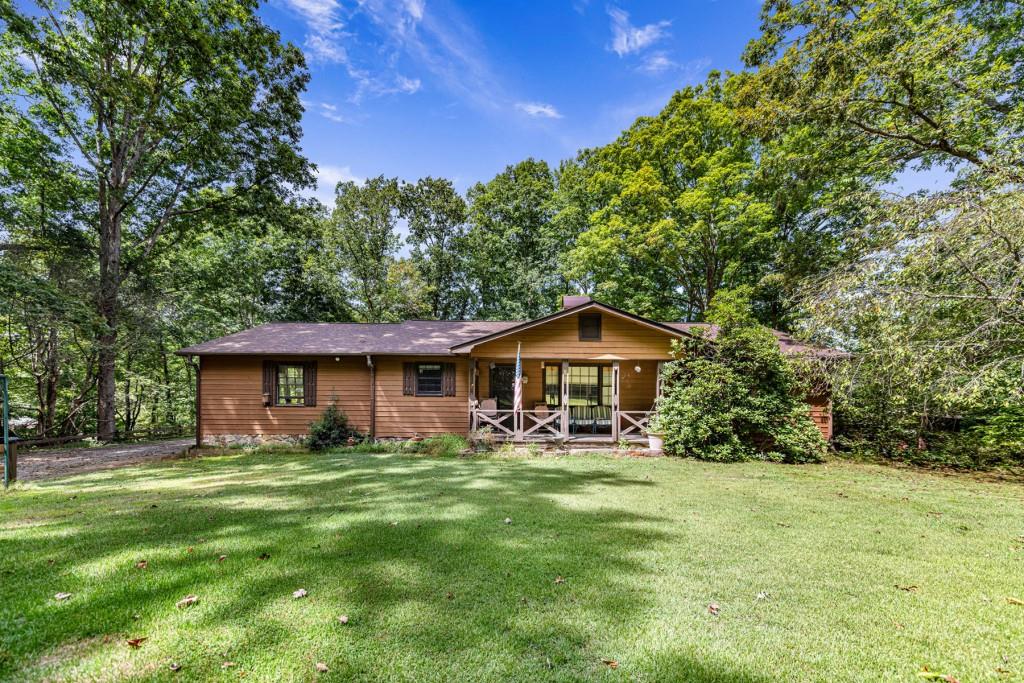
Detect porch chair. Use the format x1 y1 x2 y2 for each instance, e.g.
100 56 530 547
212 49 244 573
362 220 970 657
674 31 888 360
592 405 612 432
569 405 591 434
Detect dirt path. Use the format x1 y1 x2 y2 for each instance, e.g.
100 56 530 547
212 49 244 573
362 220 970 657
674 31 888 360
9 438 193 482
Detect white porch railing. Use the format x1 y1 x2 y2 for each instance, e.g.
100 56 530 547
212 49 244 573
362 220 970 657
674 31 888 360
471 409 516 437
618 410 652 437
521 409 562 438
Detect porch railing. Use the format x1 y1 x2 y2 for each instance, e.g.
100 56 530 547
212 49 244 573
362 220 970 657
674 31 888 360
618 410 652 437
471 409 516 437
521 409 562 438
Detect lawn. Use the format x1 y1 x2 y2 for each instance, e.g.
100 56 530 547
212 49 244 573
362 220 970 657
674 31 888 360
1 450 1022 682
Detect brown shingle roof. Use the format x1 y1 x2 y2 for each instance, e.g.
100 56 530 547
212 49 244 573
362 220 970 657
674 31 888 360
176 321 520 356
664 323 846 358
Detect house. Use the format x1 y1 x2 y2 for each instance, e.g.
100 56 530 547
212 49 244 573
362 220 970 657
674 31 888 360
177 297 836 447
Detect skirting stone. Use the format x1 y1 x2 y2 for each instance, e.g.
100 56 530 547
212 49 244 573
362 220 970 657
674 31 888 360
202 434 304 448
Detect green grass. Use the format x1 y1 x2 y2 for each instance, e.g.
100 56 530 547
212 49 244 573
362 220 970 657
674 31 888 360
1 451 1022 682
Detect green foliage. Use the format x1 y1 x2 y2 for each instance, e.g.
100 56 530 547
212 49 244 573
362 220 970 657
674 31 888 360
305 402 364 452
652 288 826 463
402 433 469 457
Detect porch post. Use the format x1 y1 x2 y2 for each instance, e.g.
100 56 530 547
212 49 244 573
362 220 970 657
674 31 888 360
655 361 666 403
560 359 570 440
611 361 620 441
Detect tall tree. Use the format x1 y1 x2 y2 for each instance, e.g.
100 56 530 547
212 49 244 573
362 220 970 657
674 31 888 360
464 159 564 319
400 177 471 319
0 0 311 439
742 0 1024 181
323 177 429 322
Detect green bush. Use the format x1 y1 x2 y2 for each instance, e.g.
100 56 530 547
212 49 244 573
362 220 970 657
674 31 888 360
402 434 469 457
650 288 827 464
305 402 363 451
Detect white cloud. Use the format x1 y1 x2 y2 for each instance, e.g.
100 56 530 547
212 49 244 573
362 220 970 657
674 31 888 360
638 51 674 74
607 6 670 57
515 101 563 119
396 75 422 94
318 102 350 123
314 164 364 204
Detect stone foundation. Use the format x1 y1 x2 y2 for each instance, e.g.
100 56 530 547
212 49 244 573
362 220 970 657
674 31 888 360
202 434 305 448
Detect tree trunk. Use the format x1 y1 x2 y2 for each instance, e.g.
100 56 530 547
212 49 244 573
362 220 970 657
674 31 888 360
96 180 121 441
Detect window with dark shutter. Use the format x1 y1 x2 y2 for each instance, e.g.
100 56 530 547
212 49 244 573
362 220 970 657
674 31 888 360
303 361 317 407
415 363 443 396
579 313 601 341
276 364 306 405
262 361 274 406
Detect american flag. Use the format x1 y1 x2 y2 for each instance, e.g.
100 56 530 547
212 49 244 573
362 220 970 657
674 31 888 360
513 341 523 414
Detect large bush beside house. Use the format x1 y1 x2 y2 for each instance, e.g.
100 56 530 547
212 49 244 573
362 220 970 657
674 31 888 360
651 289 827 464
306 402 363 451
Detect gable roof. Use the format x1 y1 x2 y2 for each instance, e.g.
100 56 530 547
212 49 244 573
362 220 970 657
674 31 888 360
447 299 691 353
175 320 520 357
665 323 847 358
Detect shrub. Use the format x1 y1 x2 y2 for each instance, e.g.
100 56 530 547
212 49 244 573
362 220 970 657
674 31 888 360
650 287 827 464
306 402 363 451
402 433 469 457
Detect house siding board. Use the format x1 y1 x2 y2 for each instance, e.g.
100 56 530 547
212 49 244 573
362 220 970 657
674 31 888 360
374 356 470 438
199 355 371 438
808 395 833 440
470 312 676 360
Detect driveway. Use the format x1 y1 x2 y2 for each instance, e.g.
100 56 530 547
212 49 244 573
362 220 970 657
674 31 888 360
9 438 193 482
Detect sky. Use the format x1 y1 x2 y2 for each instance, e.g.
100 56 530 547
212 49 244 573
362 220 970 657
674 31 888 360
262 0 765 203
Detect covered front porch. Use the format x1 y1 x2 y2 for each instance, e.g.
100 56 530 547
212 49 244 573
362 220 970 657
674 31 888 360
467 358 665 444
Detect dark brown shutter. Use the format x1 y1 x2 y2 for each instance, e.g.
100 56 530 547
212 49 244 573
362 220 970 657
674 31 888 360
304 361 318 407
403 363 416 395
262 361 275 406
442 363 456 397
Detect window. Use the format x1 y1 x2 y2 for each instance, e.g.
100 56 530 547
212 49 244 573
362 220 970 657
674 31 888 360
579 313 601 341
277 364 305 405
544 365 561 406
263 361 316 407
416 363 443 396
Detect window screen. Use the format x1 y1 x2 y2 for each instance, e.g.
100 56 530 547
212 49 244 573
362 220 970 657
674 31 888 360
544 365 561 406
416 363 443 396
578 313 601 340
276 364 305 406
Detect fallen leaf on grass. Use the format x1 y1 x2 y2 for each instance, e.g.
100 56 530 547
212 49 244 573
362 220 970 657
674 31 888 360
1006 597 1024 606
221 661 236 669
176 595 199 609
601 659 619 669
135 560 148 570
708 603 720 616
169 662 181 672
895 584 919 592
217 555 227 563
504 517 512 525
293 589 308 599
54 592 72 601
755 592 770 601
916 669 959 682
446 591 454 600
337 615 349 624
257 552 270 561
315 662 328 673
126 637 147 649
554 576 565 585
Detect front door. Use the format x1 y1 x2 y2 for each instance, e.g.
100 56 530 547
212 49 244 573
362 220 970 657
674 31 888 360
489 364 515 410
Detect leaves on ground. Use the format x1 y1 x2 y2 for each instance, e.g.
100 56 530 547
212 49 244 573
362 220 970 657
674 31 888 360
257 552 270 560
135 560 148 569
504 517 512 524
54 592 72 601
175 594 198 609
316 662 328 672
217 554 227 562
554 576 565 584
293 588 308 599
917 668 960 682
1006 597 1023 606
169 662 181 672
221 661 236 669
708 603 721 616
896 584 919 592
337 615 349 624
125 637 147 649
601 658 619 669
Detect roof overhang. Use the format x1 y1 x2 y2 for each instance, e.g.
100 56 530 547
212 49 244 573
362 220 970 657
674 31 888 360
449 300 693 354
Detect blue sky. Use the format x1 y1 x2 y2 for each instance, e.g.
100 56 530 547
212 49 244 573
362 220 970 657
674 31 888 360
262 0 764 201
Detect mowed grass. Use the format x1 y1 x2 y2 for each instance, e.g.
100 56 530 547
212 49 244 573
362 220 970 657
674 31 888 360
1 450 1022 682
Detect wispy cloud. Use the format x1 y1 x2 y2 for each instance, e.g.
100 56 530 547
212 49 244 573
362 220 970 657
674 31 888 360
318 102 349 124
515 101 563 119
314 164 364 203
638 51 674 74
607 6 670 57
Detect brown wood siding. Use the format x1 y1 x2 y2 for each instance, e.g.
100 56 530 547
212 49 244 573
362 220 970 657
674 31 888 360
619 360 659 412
808 394 833 440
374 356 470 438
200 355 371 438
470 311 676 360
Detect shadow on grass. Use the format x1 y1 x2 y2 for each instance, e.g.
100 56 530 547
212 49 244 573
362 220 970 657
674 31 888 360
1 451 770 682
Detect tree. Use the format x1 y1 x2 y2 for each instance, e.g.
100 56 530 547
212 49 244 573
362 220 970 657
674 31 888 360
0 0 312 439
801 184 1024 466
400 177 471 319
742 0 1024 181
562 78 775 321
322 177 429 322
464 159 566 319
651 287 826 463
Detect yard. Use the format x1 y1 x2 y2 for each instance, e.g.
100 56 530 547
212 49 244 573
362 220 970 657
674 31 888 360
0 449 1021 682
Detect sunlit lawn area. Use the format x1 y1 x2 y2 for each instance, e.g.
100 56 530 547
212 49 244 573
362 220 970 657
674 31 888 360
1 449 1022 682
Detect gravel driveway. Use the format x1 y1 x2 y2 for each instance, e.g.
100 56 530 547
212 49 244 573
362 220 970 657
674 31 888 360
8 438 193 482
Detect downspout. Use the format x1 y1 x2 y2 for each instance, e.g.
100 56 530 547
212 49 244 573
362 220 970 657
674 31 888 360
366 354 376 441
187 355 201 449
